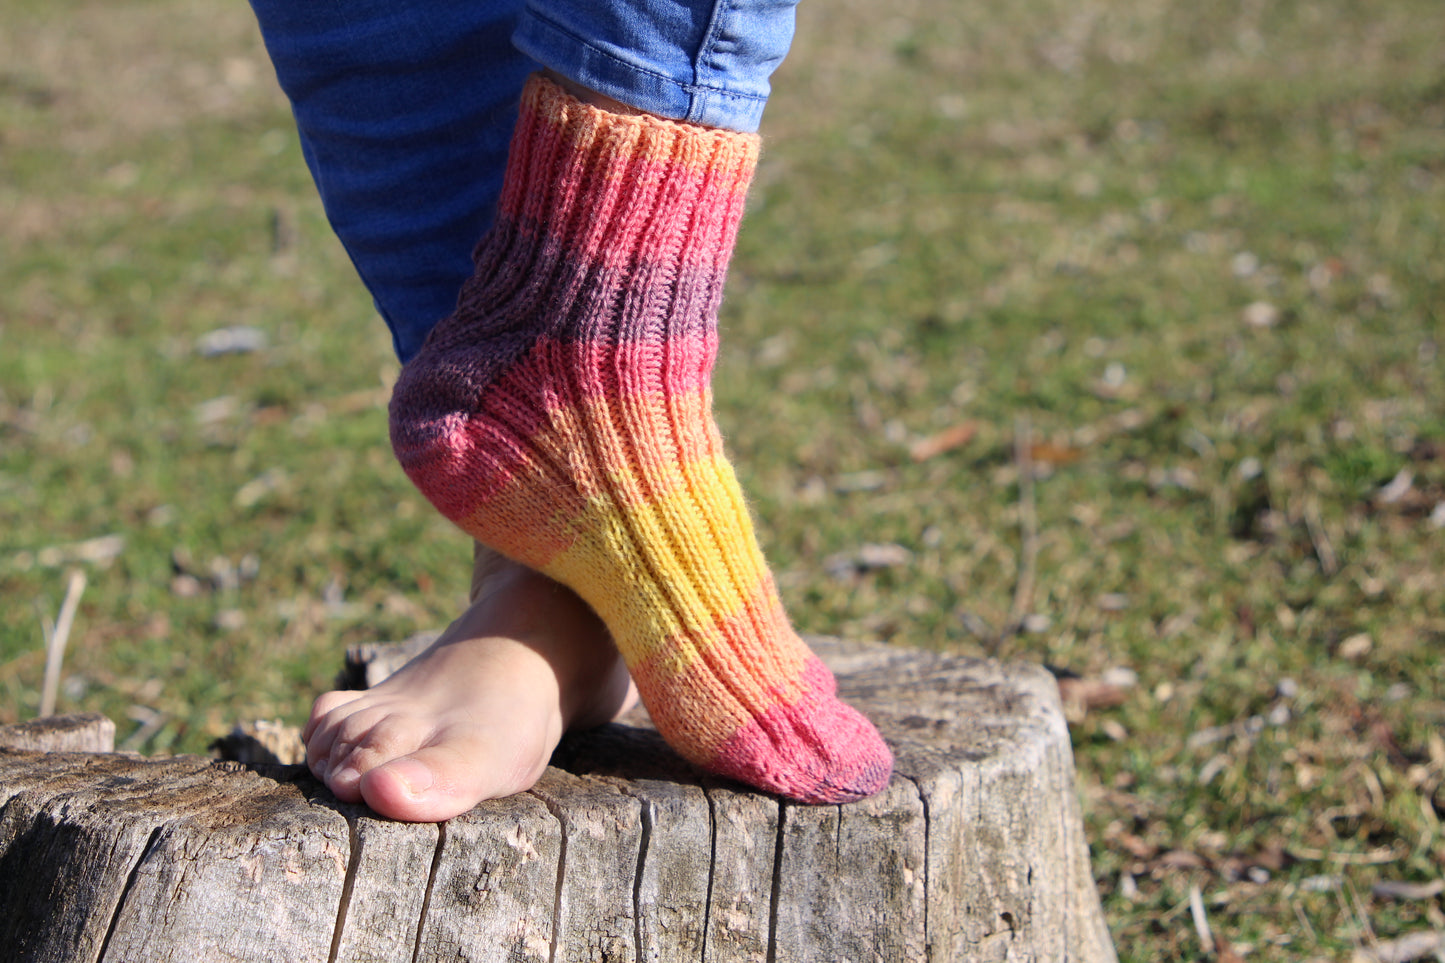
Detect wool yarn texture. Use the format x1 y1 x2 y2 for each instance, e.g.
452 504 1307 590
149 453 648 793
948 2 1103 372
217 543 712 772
390 75 892 803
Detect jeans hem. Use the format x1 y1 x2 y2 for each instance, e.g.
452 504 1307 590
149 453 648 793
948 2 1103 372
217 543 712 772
513 9 769 132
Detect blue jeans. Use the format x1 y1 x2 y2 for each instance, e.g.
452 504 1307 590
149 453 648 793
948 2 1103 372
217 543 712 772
248 0 798 362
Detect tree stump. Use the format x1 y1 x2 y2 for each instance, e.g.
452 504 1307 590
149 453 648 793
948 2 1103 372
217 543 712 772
0 638 1116 962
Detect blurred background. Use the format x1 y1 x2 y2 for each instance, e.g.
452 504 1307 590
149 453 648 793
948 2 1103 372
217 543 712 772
1 0 1442 957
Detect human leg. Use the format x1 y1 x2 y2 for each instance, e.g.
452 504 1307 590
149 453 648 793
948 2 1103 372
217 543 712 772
389 73 893 803
513 0 799 132
247 0 533 363
251 0 637 820
256 0 891 812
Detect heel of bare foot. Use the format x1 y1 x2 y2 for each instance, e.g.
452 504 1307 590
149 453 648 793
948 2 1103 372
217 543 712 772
303 546 634 821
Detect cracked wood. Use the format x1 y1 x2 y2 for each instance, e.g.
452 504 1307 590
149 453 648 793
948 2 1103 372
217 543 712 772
0 638 1117 962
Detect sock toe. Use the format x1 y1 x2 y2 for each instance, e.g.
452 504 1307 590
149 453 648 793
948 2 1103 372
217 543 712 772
709 690 894 804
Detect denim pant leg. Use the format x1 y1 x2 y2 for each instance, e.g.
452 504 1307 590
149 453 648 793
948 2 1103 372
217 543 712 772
248 0 535 362
249 0 798 362
516 0 798 133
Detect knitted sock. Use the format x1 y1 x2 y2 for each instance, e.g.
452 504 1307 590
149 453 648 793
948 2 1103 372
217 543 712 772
389 76 892 803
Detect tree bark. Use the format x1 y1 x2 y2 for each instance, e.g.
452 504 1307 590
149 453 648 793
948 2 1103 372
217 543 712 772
0 639 1116 962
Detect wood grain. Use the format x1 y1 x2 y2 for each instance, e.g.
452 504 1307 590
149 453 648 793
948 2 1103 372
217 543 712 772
0 639 1117 962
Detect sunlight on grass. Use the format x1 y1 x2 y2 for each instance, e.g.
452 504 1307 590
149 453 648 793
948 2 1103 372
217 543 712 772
2 0 1442 958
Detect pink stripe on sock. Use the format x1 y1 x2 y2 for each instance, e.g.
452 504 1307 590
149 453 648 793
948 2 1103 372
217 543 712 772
512 166 750 273
706 656 892 804
402 330 720 519
471 333 717 432
560 335 718 397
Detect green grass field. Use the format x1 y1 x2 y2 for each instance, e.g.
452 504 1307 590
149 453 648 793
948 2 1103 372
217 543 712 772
2 0 1442 957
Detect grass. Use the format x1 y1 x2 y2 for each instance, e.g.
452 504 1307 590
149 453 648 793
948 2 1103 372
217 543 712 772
2 0 1443 957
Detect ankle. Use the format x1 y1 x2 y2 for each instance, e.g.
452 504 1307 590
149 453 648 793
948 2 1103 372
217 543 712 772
539 69 649 119
461 555 624 726
469 541 510 603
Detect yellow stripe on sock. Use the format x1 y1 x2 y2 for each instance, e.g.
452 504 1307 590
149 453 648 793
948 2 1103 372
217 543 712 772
455 436 735 560
542 462 776 660
630 579 808 691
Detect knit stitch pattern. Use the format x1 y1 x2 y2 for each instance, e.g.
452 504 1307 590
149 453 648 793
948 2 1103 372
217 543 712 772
389 75 892 803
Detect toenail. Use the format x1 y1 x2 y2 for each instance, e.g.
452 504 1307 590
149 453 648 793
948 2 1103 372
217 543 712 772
386 757 436 797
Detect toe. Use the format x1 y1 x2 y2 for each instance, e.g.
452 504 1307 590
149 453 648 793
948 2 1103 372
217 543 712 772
359 747 467 822
303 689 366 742
304 689 371 780
323 712 433 800
358 742 513 822
324 752 365 803
306 722 341 782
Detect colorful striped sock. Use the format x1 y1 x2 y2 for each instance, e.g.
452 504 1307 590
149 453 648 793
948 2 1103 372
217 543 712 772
389 75 892 803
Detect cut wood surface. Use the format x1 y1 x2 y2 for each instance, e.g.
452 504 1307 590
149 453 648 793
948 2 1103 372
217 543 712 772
0 638 1117 962
0 712 114 753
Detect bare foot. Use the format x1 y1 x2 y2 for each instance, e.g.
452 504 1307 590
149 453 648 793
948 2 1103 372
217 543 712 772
303 545 636 821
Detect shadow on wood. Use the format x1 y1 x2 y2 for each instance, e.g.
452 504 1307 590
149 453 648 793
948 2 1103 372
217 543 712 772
0 638 1117 962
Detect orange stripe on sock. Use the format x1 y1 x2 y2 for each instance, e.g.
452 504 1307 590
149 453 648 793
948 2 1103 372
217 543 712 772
628 576 807 686
541 494 761 630
455 382 723 518
498 81 757 263
637 619 817 764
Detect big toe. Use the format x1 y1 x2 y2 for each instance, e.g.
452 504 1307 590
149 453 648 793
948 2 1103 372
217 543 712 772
358 741 538 823
357 755 445 820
